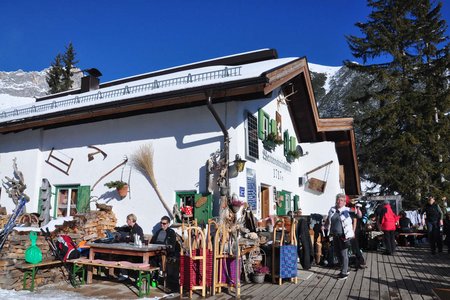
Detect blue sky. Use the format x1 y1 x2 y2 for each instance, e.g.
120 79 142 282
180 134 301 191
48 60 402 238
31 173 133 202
1 0 449 82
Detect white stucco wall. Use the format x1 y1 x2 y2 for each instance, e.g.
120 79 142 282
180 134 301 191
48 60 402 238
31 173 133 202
0 92 342 231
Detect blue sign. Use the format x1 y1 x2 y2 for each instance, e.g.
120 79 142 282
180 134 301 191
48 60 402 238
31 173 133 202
239 187 245 197
246 168 257 211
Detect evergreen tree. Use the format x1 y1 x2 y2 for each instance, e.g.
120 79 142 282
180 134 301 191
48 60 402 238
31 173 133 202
345 0 449 208
46 42 79 94
62 42 78 91
46 53 64 94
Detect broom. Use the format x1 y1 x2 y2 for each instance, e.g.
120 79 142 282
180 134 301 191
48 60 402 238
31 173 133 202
131 144 174 219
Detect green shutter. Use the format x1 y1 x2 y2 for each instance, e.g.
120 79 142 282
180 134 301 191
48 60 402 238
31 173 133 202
270 119 277 135
293 195 299 211
276 191 287 216
194 193 212 226
290 136 297 152
283 130 289 156
258 109 265 140
77 186 91 213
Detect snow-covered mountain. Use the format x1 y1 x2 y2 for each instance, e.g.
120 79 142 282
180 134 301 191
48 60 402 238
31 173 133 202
0 69 49 98
0 69 84 111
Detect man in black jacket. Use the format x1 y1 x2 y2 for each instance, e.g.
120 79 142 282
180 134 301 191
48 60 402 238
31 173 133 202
423 196 444 254
150 216 180 292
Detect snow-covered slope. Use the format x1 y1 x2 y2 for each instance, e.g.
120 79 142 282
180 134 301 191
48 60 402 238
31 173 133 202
308 63 341 93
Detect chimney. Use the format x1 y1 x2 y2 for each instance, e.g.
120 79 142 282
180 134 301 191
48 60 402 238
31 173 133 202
81 75 100 92
80 68 102 92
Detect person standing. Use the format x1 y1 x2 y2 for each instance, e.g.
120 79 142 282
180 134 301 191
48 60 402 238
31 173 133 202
350 202 366 269
443 212 450 254
378 200 398 255
324 193 355 280
423 196 444 254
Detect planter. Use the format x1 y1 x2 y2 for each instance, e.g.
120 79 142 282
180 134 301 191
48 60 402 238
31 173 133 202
252 273 266 283
117 184 129 198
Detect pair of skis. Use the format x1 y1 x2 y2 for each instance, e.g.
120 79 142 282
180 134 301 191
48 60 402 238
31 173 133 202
40 227 79 287
0 195 28 251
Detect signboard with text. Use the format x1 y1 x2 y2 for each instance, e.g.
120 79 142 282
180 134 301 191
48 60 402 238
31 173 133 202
246 168 257 211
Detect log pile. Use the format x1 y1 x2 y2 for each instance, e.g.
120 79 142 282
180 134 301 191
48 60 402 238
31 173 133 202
0 209 117 290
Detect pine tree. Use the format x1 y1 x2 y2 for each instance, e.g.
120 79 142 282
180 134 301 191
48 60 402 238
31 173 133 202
46 42 79 94
46 54 64 94
62 42 78 91
345 0 449 208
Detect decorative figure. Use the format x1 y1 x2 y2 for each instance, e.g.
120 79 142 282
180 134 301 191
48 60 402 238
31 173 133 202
38 178 52 226
2 158 29 207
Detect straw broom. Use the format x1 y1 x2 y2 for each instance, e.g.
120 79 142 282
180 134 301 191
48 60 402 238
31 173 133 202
131 144 174 219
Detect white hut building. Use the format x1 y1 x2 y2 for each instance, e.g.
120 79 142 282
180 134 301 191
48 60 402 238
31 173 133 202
0 49 360 230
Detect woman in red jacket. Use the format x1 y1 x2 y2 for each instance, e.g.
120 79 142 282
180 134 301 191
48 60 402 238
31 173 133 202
377 201 399 255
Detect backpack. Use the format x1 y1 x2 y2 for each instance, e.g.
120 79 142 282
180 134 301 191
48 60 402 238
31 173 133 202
56 235 80 261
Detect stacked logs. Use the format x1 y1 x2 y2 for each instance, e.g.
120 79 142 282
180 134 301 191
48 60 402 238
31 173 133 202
0 209 117 290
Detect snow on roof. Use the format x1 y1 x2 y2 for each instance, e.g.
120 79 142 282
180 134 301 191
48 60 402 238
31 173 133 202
0 57 297 124
0 94 35 111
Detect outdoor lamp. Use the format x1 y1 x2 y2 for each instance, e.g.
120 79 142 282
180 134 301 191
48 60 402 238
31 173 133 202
234 154 247 173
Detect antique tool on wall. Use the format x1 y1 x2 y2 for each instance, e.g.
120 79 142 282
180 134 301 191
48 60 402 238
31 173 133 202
91 156 128 191
87 145 108 161
45 148 73 175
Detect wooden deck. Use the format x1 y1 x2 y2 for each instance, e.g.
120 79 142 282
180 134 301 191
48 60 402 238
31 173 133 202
200 245 450 300
32 245 449 299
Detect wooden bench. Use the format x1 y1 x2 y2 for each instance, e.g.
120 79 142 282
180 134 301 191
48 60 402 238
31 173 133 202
397 232 426 246
397 232 426 237
69 258 159 297
16 260 63 291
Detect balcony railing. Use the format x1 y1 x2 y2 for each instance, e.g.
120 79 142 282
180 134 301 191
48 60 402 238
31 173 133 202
0 66 242 121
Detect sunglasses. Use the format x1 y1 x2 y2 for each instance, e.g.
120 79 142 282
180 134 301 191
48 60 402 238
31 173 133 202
160 222 168 225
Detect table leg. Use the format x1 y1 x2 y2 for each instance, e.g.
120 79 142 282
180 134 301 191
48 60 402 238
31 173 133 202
87 249 94 284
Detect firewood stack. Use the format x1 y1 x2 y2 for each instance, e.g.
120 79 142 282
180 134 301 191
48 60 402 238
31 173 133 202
0 209 117 290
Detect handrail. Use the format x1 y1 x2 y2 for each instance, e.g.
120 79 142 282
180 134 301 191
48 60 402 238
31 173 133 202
0 66 242 121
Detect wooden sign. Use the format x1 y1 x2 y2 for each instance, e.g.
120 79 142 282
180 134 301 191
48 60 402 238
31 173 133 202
307 177 326 193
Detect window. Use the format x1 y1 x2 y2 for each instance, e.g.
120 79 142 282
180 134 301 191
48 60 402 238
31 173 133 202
175 191 196 208
50 185 90 217
246 112 259 159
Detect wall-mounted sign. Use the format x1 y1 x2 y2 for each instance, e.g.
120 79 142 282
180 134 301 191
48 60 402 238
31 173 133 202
262 149 291 172
246 168 257 211
239 187 245 197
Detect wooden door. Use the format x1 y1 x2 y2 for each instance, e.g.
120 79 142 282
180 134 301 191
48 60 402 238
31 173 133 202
261 186 270 218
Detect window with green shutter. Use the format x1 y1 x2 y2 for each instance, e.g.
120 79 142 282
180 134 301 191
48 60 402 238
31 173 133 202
53 185 91 217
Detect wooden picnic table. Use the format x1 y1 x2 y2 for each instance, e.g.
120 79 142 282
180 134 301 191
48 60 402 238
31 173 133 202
85 242 166 284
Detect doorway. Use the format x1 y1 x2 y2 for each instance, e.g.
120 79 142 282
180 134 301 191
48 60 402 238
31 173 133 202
260 185 270 219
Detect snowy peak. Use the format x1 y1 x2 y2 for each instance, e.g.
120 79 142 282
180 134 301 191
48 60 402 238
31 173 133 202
0 69 49 97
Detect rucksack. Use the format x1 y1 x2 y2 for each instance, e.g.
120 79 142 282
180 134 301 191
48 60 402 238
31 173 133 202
55 235 80 261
